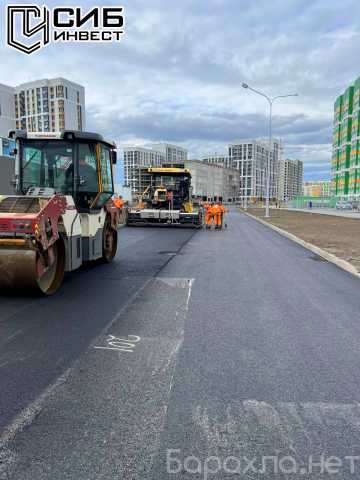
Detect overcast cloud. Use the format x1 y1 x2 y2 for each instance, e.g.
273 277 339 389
1 0 360 181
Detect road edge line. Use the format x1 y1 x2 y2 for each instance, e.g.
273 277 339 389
241 210 360 279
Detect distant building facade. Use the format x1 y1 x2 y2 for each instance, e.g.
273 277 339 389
123 146 166 194
277 159 303 201
132 160 239 202
183 160 240 202
228 138 282 201
150 143 188 163
14 78 85 132
0 84 16 137
203 155 233 169
123 142 240 201
303 181 331 197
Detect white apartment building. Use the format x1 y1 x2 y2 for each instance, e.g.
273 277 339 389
203 155 234 169
150 143 188 163
123 146 166 194
277 159 303 202
13 78 85 132
229 138 282 201
0 84 16 137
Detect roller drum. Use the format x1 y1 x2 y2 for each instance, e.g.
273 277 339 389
0 241 65 295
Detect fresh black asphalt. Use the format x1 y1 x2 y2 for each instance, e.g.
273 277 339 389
1 210 360 479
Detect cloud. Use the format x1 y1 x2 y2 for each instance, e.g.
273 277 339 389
1 0 360 181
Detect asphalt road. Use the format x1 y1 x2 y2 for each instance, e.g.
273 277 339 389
1 210 360 479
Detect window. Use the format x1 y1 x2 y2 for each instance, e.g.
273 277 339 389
93 145 114 208
78 144 98 191
56 85 64 98
76 143 99 209
21 140 74 194
100 146 113 193
77 105 82 130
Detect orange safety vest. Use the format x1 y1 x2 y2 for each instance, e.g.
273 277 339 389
204 203 213 225
211 204 220 215
114 198 124 209
212 204 222 225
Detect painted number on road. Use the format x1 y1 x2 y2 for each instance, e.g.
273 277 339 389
94 335 141 353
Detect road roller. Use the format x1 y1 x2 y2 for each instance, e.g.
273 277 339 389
0 130 125 295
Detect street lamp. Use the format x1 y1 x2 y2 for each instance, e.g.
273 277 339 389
242 83 298 218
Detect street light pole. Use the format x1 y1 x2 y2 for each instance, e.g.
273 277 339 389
267 99 272 218
242 83 298 218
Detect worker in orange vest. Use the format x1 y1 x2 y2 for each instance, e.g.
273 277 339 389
212 201 222 230
204 200 213 229
113 195 124 209
219 201 226 229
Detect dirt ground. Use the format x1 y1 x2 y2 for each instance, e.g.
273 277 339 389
245 208 360 273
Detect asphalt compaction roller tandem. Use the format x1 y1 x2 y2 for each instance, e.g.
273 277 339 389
0 130 125 295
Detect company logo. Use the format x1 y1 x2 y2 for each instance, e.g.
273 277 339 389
7 5 50 54
6 5 125 55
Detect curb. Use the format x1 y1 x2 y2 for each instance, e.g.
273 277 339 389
241 210 360 279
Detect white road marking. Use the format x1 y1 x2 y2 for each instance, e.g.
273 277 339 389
94 335 141 353
186 278 194 310
157 277 194 310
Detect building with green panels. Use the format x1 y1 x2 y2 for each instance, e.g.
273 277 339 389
332 76 360 198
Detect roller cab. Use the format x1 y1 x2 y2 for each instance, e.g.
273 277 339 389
0 130 124 295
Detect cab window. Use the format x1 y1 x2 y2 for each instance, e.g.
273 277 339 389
93 145 114 209
76 143 99 209
100 146 113 193
21 140 73 194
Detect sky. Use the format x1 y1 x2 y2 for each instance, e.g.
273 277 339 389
1 0 360 182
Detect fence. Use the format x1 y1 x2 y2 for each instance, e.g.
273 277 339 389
289 196 337 209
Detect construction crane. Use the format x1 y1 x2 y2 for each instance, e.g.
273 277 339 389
0 130 126 295
127 166 202 227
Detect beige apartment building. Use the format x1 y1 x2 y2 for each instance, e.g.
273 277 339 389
14 78 85 132
277 159 303 201
303 181 331 197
